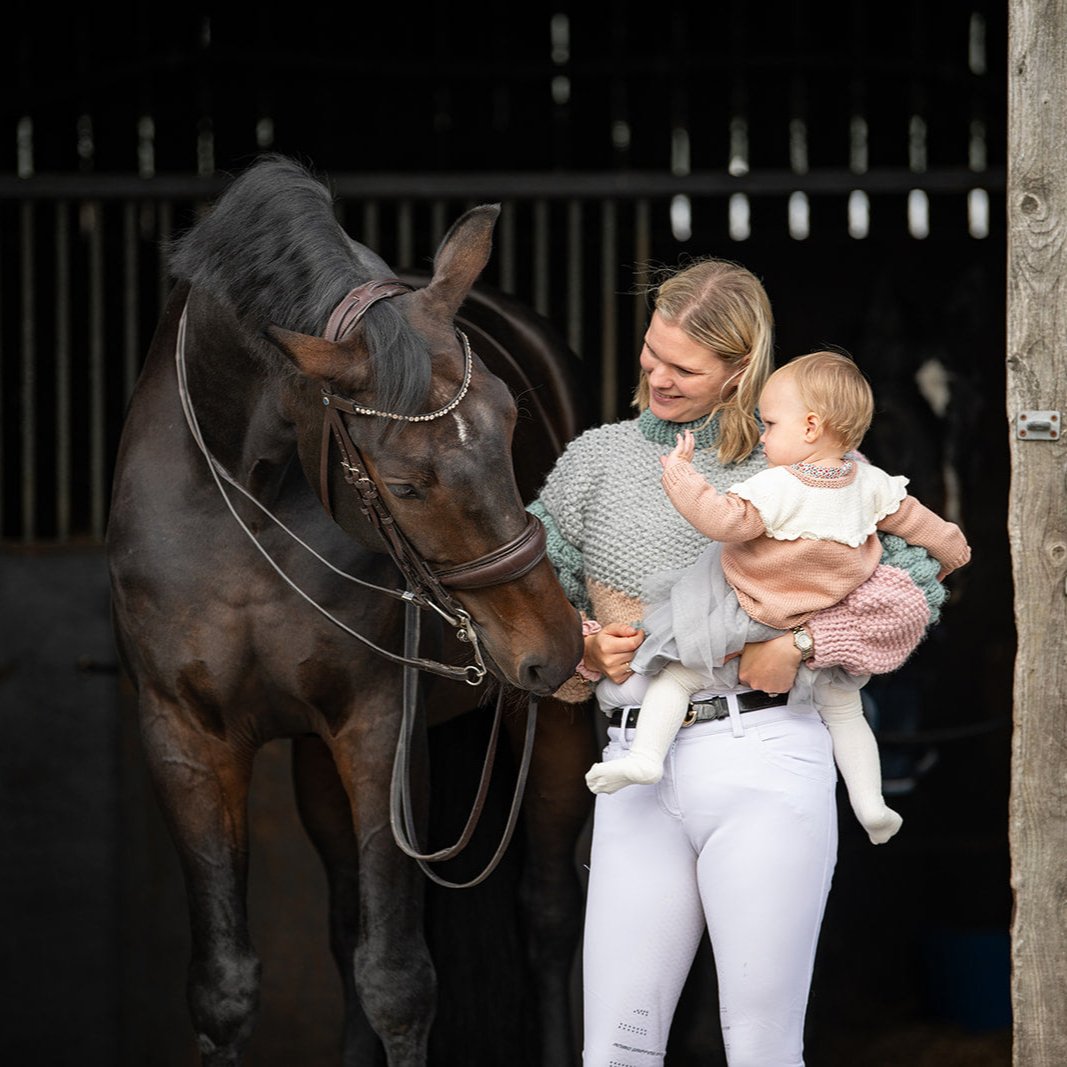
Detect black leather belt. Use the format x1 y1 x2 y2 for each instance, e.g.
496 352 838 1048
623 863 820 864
607 689 786 730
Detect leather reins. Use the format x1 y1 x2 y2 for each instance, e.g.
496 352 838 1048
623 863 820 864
317 280 547 887
175 281 549 888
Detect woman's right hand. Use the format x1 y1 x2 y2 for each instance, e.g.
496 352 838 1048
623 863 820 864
584 623 645 684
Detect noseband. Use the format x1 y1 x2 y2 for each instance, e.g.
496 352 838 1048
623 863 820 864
318 279 548 618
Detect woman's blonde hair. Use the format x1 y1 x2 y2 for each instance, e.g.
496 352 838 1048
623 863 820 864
632 257 774 464
770 350 874 453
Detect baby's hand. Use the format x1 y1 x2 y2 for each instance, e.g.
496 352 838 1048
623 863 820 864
660 430 696 468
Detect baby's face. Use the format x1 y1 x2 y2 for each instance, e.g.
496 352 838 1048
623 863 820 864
757 375 815 467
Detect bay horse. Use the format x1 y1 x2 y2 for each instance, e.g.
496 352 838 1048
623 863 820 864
106 155 587 1065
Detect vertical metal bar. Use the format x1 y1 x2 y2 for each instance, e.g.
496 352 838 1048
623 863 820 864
499 201 516 294
88 201 106 540
123 201 140 402
431 200 447 250
0 213 5 536
362 201 380 255
600 200 618 424
55 202 71 540
20 201 36 542
158 201 173 313
566 199 582 355
533 199 549 317
397 200 414 268
633 198 651 363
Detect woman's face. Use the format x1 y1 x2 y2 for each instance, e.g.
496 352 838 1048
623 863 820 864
639 312 742 424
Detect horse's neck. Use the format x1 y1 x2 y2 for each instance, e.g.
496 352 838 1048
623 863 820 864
183 288 298 497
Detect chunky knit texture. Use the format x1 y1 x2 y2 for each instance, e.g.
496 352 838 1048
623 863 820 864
529 409 948 701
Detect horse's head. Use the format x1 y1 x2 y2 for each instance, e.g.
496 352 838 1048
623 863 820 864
266 205 582 694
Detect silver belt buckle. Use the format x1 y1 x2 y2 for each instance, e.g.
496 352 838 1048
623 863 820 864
682 696 729 727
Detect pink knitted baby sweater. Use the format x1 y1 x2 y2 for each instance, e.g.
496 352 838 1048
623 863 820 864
661 458 971 633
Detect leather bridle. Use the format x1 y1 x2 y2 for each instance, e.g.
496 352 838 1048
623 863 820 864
318 280 548 652
318 279 552 888
174 280 553 887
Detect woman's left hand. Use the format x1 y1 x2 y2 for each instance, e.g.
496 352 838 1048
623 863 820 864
737 632 802 694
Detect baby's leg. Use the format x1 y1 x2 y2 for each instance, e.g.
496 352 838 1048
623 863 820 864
816 680 903 844
586 663 707 795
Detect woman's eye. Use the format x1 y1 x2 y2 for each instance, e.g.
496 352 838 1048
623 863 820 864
386 484 421 500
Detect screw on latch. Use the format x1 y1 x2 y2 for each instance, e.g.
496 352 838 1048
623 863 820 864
1017 411 1060 440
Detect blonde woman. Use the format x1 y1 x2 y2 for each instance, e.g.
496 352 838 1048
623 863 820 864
530 259 947 1067
585 351 970 849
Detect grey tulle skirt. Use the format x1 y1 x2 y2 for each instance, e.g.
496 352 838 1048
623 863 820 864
629 541 864 705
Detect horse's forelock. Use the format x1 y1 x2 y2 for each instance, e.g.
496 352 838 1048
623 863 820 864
167 156 365 338
352 306 433 425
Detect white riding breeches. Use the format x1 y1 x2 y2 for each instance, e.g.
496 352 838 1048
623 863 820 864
582 700 838 1067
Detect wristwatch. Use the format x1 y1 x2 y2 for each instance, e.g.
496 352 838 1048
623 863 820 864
791 626 814 662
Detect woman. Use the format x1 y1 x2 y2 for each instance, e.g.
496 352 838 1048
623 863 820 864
527 258 944 1067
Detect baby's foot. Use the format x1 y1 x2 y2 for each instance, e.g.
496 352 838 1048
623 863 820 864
855 801 903 845
585 753 664 795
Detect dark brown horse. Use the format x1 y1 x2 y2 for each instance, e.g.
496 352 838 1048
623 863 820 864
106 156 586 1065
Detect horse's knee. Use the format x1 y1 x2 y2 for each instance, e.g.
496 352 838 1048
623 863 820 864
187 944 261 1063
352 939 436 1050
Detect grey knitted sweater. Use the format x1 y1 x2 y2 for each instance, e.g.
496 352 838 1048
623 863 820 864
529 409 946 702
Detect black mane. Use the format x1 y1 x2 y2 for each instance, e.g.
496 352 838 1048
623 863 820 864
167 154 430 416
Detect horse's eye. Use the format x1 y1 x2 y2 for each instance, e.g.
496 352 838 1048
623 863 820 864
386 483 421 501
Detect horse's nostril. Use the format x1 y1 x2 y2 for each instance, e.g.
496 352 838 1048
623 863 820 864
518 656 572 695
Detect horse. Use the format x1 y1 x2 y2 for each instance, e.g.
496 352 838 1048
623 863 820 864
105 154 588 1066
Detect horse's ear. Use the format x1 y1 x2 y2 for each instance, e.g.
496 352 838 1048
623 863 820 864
424 204 500 317
265 325 371 387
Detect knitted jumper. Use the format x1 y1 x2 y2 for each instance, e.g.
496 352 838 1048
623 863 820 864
529 409 946 703
661 458 971 630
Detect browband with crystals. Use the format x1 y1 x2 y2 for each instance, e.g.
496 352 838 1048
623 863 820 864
322 329 473 422
321 277 472 423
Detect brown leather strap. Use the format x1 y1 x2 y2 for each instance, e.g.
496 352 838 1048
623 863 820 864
323 279 413 342
434 513 547 589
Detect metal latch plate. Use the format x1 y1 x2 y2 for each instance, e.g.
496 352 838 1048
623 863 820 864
1017 411 1060 440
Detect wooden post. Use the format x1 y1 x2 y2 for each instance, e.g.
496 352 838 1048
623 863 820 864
1008 2 1067 1063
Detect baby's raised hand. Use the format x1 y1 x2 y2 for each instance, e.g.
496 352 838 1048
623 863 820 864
661 430 696 468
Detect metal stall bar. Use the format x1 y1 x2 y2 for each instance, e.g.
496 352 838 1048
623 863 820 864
20 202 36 542
533 199 549 318
55 202 71 540
566 199 582 356
123 202 141 403
599 200 617 425
88 202 106 540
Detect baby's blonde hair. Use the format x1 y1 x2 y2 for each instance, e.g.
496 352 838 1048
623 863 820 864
768 350 874 453
632 257 774 464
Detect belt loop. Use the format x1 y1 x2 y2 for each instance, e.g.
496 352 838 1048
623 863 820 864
727 693 745 738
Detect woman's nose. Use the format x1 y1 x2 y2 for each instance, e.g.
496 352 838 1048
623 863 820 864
648 363 670 388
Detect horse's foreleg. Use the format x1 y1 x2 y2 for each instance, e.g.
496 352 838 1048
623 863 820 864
291 734 384 1067
507 696 598 1067
328 710 436 1067
139 695 259 1066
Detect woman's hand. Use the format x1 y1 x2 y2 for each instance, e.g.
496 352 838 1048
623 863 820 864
584 623 645 684
737 632 802 695
660 430 696 469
